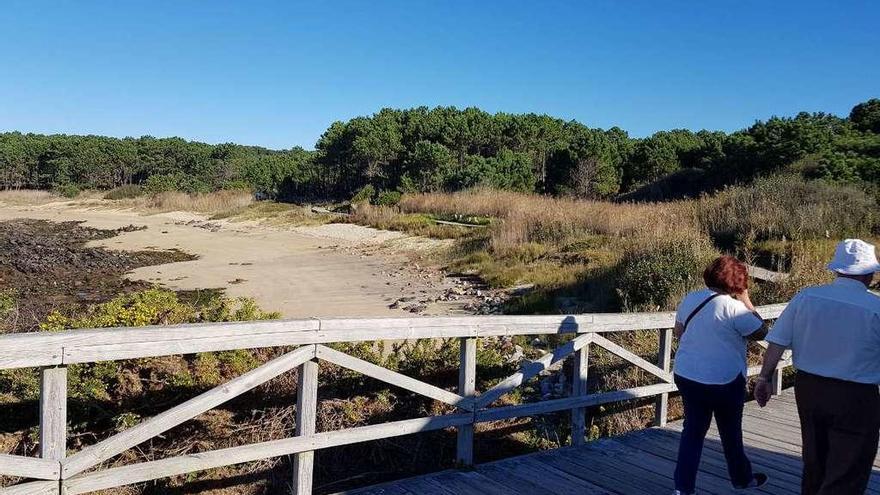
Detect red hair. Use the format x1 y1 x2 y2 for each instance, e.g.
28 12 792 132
703 256 749 294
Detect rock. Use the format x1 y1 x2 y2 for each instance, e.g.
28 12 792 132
506 345 524 364
406 304 427 313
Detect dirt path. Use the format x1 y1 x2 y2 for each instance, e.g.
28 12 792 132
0 201 467 318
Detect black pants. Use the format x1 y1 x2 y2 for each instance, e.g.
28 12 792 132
674 374 753 493
795 370 880 495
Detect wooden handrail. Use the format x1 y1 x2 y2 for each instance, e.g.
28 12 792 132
0 304 787 370
0 303 791 495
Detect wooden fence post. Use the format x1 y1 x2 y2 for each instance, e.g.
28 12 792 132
771 367 783 396
40 366 67 462
653 329 673 427
41 365 67 494
571 341 589 446
293 359 318 495
456 337 476 466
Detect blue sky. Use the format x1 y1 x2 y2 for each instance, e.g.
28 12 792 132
1 1 878 149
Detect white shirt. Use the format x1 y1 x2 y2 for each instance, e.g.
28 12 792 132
673 288 764 384
766 277 880 385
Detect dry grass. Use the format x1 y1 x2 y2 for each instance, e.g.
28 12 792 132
696 175 878 246
402 189 700 248
393 189 712 313
144 190 254 214
210 201 333 226
346 204 473 239
80 190 255 215
0 189 62 205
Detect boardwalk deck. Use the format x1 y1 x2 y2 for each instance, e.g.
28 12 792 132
343 392 880 495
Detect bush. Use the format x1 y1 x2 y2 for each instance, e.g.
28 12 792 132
54 184 80 198
616 235 718 312
376 190 402 206
103 185 143 200
144 173 211 195
697 175 879 247
143 174 181 195
220 180 254 192
351 184 376 205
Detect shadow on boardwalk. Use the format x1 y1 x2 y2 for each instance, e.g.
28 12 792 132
343 393 880 495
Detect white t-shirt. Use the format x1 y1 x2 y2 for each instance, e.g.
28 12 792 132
673 288 764 384
766 277 880 384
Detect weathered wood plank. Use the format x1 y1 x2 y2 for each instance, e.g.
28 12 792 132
293 358 318 495
0 481 59 495
61 345 316 478
570 343 589 446
62 414 471 494
316 345 471 410
488 457 607 494
430 470 511 495
40 365 67 471
339 387 819 495
618 430 803 494
476 333 592 408
591 334 673 383
390 476 455 494
477 463 558 494
455 337 476 466
0 453 60 480
62 320 321 364
534 447 660 495
0 305 787 370
476 383 676 422
653 328 672 426
747 359 793 379
748 264 789 283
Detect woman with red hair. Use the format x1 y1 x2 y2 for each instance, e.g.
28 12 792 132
672 256 769 495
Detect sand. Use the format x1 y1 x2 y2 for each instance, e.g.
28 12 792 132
0 201 463 318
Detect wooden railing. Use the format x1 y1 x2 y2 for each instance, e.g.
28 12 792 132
0 304 791 495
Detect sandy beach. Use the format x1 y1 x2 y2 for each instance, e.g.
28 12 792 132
0 200 463 318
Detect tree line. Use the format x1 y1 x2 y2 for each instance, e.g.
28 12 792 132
1 98 878 201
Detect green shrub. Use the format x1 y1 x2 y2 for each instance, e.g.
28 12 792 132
616 236 718 312
144 174 181 195
144 174 211 195
103 185 143 200
54 184 80 198
220 180 254 192
351 184 376 204
376 190 402 206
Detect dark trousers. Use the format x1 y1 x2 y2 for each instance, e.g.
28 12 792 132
795 370 880 495
674 374 753 493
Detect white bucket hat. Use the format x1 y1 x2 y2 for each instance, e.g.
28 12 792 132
827 239 880 275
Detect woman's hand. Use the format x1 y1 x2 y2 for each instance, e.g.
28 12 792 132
732 289 756 311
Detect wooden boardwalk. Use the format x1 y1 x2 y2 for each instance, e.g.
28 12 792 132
345 391 880 495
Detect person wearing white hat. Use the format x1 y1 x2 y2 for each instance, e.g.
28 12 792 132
756 239 880 495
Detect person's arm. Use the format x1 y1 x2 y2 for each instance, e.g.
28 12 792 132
754 343 786 407
672 296 687 339
753 295 799 406
731 289 767 341
673 321 685 339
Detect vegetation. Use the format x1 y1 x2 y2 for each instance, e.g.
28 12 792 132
2 99 879 493
0 134 314 199
347 175 879 316
2 99 879 203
